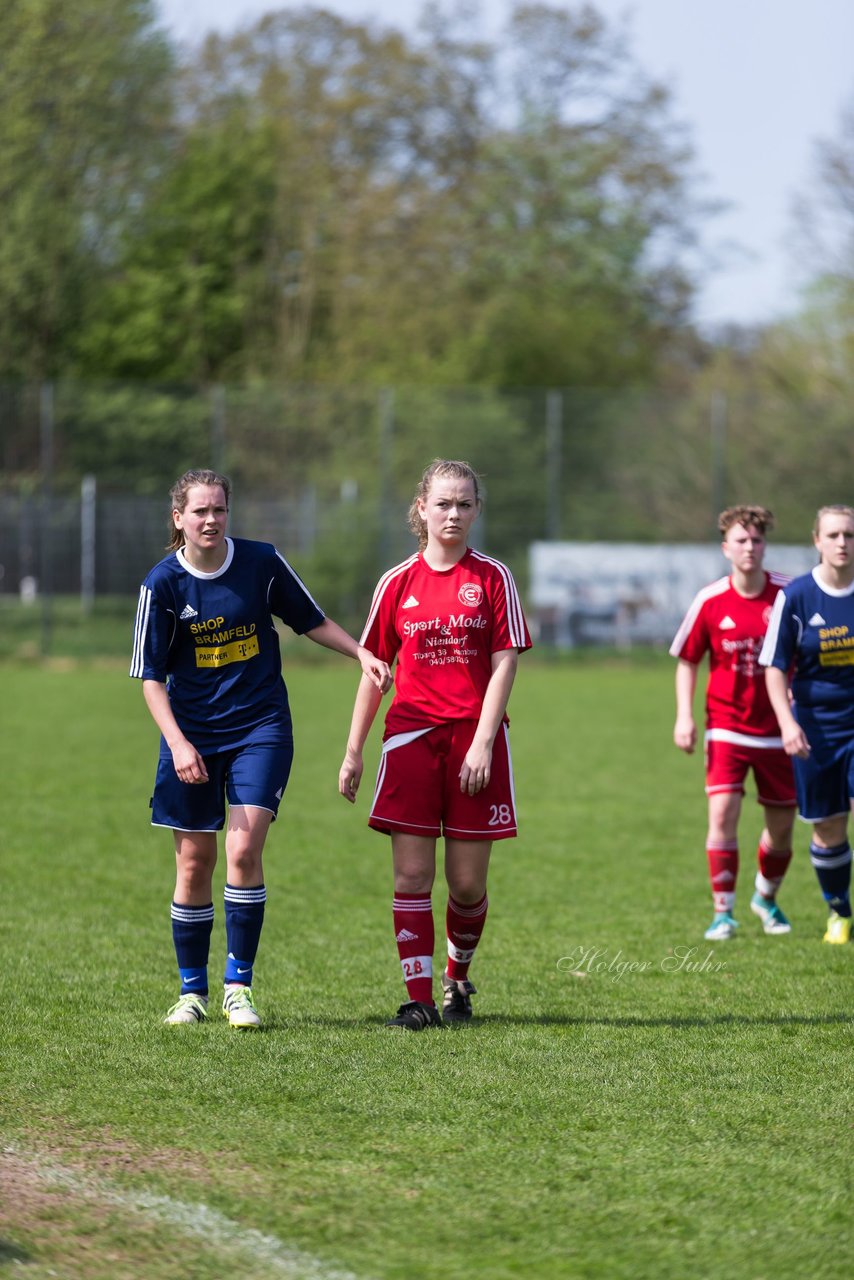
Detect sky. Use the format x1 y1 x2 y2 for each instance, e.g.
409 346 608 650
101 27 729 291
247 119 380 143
156 0 854 331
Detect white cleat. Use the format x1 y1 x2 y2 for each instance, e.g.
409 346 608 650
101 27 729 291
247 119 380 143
222 984 261 1029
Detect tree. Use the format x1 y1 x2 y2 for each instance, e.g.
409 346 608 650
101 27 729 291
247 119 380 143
0 0 173 379
78 2 706 390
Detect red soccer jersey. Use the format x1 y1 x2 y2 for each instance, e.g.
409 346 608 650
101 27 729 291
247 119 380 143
669 572 789 739
361 548 532 736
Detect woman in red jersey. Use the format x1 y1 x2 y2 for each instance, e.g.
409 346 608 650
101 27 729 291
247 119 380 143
670 505 796 943
339 459 532 1029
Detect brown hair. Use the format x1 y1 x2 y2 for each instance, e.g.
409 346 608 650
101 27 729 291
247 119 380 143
407 459 482 552
718 505 774 538
167 469 231 551
813 505 854 538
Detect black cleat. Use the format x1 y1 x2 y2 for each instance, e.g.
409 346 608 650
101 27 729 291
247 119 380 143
441 973 477 1023
385 1000 443 1031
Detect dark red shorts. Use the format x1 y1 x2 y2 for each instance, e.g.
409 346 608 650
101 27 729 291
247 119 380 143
369 719 518 841
705 734 796 807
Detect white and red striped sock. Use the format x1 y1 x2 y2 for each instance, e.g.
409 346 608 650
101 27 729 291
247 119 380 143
707 843 738 914
392 893 434 1004
446 893 488 982
756 841 792 899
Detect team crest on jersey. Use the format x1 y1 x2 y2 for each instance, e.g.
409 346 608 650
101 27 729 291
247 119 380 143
180 604 199 620
458 582 483 607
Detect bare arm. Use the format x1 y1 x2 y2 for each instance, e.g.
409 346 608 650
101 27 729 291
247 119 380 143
305 618 392 692
338 673 385 803
765 665 811 758
142 679 209 783
673 659 699 753
459 648 520 795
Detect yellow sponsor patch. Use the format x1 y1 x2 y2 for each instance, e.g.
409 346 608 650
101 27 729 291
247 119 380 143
195 635 260 668
820 650 854 667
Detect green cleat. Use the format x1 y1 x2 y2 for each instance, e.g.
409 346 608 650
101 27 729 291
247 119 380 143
823 911 852 945
750 892 792 935
704 912 739 941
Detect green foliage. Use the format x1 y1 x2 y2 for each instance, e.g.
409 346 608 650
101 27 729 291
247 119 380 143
0 2 705 389
0 0 173 379
2 662 851 1279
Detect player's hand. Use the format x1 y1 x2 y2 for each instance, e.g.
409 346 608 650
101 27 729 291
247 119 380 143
357 647 393 694
171 740 209 784
673 717 697 754
460 743 492 795
781 723 811 759
338 749 364 803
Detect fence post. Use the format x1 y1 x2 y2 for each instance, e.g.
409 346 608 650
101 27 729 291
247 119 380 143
39 381 55 655
710 389 727 533
546 389 563 540
210 384 226 473
378 387 394 570
81 473 96 613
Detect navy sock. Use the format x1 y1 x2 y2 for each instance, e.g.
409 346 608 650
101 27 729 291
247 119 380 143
224 883 266 985
809 842 852 917
171 901 214 994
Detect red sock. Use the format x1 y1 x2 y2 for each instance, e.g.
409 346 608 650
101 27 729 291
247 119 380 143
756 840 792 898
445 893 488 981
392 893 434 1005
707 843 738 914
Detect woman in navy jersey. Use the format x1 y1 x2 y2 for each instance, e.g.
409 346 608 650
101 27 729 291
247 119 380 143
338 459 532 1030
760 505 854 944
131 469 390 1028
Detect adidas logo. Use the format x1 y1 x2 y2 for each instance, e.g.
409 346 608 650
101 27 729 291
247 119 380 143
180 604 199 620
395 928 418 942
718 616 736 630
713 870 736 885
808 612 826 626
455 933 479 942
402 595 419 609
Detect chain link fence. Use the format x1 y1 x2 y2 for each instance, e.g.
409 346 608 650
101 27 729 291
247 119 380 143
2 379 851 644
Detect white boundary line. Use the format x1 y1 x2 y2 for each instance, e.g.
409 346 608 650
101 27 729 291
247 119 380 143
3 1146 368 1280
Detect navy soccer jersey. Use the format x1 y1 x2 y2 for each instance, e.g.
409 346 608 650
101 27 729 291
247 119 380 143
759 567 854 735
130 537 325 752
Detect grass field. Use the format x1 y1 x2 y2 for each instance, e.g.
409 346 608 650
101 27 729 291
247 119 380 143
2 656 852 1280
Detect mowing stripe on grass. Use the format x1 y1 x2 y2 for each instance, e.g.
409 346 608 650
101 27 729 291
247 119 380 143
2 1146 369 1280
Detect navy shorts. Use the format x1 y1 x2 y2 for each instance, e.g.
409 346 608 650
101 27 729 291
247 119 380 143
793 723 854 822
151 739 294 831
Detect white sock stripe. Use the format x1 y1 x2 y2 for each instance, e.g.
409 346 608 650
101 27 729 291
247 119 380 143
224 886 267 903
809 848 852 870
171 904 214 922
393 897 432 910
448 898 488 918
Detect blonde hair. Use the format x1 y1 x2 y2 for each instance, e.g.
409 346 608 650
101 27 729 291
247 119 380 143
408 459 482 552
167 469 231 551
813 505 854 538
718 505 774 538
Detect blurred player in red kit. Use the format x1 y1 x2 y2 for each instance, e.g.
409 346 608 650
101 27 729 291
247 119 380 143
670 505 796 941
338 459 531 1028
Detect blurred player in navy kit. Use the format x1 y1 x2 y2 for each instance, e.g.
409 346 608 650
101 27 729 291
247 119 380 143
670 506 796 941
338 459 531 1030
761 504 854 944
131 469 390 1027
